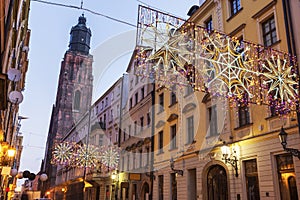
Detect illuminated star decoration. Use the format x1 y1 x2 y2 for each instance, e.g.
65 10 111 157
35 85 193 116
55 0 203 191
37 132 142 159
51 142 74 165
261 54 298 113
136 6 193 88
99 145 120 170
74 144 100 168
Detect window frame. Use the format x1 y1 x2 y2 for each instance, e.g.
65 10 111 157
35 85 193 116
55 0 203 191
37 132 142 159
262 16 278 47
229 0 242 16
187 116 195 144
170 124 177 149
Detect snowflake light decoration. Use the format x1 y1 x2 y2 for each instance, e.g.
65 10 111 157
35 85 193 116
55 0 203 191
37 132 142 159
74 144 100 168
99 145 120 170
51 142 74 165
198 31 257 100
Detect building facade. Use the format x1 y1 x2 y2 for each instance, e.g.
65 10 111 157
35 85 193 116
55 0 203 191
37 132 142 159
117 51 154 200
0 0 31 199
151 0 300 199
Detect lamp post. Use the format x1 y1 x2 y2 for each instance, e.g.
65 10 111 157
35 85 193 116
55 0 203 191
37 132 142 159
221 143 239 177
111 171 119 200
278 127 300 159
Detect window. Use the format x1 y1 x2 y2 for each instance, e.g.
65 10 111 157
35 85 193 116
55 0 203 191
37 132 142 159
135 75 139 85
105 97 108 106
171 173 177 200
262 16 277 47
111 92 114 100
140 116 144 132
159 93 164 112
123 128 126 142
135 92 139 104
115 132 118 144
132 152 136 169
208 105 218 136
103 114 106 125
74 90 81 110
139 149 143 168
134 121 137 135
110 109 113 121
230 0 241 16
129 98 133 109
146 147 150 166
244 159 260 200
238 105 250 127
170 125 177 149
127 154 130 171
147 113 151 127
205 16 213 32
99 134 104 146
276 154 299 200
130 79 133 89
270 105 278 117
187 116 194 144
141 87 145 99
186 85 193 96
158 175 164 200
170 86 176 105
158 131 164 153
128 125 131 138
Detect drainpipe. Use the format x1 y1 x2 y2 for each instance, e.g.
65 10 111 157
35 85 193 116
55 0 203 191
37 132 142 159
149 75 155 200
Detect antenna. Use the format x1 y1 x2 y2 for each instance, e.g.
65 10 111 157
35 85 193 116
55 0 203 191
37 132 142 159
80 0 83 9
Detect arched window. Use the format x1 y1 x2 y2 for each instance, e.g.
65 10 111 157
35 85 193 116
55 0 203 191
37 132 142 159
207 165 228 200
74 90 81 111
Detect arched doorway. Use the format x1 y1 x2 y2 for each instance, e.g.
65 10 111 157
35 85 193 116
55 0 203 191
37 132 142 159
141 182 149 200
207 165 228 200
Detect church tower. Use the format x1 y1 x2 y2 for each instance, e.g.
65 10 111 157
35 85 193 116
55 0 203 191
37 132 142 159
42 14 93 191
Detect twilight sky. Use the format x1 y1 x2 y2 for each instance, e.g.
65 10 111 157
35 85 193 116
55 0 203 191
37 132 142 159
18 0 200 175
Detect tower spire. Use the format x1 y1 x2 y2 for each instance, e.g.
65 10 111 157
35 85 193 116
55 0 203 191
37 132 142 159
68 14 92 55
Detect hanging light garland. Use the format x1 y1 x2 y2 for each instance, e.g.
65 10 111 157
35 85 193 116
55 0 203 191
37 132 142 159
135 5 299 115
51 141 120 169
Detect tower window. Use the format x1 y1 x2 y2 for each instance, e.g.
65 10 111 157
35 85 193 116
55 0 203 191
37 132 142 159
74 90 81 111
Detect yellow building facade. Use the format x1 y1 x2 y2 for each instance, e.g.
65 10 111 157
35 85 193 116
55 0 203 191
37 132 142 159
152 0 300 199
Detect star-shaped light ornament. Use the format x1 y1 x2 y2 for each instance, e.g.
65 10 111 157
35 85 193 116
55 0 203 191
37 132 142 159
74 144 100 168
99 145 120 170
261 54 299 114
51 141 75 166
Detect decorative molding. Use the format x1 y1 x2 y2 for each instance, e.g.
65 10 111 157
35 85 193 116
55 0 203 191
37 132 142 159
182 103 197 113
155 120 165 128
252 0 277 19
167 113 179 122
229 23 246 37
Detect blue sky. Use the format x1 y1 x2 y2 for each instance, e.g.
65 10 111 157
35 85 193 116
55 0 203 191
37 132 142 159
18 0 200 174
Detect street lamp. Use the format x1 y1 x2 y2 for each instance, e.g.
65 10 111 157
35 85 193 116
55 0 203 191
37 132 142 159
169 157 183 176
278 127 300 159
221 143 238 177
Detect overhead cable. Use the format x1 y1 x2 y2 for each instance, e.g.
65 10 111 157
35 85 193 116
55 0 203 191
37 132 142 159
31 0 137 28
